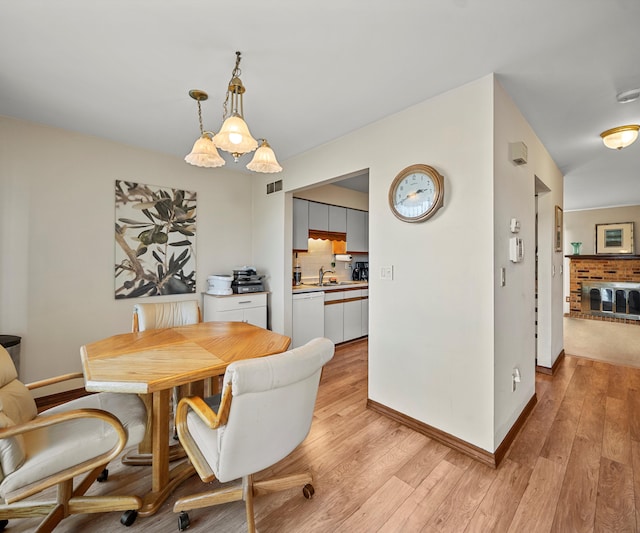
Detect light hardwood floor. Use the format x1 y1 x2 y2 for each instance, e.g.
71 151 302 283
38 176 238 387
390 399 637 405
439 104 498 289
10 339 640 532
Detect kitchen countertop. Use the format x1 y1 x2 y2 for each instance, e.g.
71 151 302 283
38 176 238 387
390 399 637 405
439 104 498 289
292 281 368 293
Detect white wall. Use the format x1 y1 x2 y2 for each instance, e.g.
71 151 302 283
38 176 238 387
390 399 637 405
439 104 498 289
492 82 564 445
254 76 489 452
0 116 253 390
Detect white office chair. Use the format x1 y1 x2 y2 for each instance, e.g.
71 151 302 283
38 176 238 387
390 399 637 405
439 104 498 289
172 337 334 532
0 345 147 531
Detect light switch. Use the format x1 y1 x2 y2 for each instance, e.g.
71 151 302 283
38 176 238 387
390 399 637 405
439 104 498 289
380 266 394 280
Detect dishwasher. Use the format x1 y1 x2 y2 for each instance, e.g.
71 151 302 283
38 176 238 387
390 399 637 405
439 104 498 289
292 291 325 348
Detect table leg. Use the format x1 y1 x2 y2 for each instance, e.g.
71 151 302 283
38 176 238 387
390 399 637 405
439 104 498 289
137 389 195 517
122 392 186 466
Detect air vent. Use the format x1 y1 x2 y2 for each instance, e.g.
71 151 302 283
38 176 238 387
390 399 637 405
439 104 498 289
266 179 283 194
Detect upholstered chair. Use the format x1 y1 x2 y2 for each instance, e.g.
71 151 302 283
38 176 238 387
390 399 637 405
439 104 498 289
132 300 201 333
172 337 335 532
0 345 147 531
130 300 202 465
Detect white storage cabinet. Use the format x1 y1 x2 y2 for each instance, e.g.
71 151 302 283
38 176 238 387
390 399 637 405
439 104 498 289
203 293 267 329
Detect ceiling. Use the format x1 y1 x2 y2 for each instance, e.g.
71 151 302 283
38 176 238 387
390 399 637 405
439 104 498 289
2 1 639 211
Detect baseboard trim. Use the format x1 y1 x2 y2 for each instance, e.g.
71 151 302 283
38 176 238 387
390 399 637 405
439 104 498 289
536 349 565 376
367 393 536 469
493 393 537 465
35 388 92 412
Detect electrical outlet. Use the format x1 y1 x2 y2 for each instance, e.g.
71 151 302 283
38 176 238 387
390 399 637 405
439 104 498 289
512 367 521 392
565 296 570 302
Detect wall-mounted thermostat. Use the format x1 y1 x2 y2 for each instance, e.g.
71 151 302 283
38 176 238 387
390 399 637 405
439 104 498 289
510 237 524 262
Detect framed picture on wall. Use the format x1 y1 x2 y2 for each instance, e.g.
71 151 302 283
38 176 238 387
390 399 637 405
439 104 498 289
554 206 563 252
595 222 634 254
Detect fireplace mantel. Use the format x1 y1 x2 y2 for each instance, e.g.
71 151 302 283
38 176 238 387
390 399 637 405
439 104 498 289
565 254 640 260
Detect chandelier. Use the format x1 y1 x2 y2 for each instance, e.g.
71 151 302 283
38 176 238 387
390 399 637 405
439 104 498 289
185 51 282 173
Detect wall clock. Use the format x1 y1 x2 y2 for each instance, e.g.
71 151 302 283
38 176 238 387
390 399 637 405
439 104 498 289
388 164 445 222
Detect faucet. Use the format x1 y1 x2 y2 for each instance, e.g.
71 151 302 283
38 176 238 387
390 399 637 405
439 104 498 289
319 266 334 286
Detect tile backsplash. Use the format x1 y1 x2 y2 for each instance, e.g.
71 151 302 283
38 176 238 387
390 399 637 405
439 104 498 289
293 239 367 284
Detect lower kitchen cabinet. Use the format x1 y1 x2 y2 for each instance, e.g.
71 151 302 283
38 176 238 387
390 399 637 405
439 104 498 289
324 291 345 344
203 292 267 329
324 288 368 344
343 299 362 341
361 290 369 336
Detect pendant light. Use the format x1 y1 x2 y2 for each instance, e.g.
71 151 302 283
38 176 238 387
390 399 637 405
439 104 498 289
247 139 283 173
185 51 282 173
184 90 225 168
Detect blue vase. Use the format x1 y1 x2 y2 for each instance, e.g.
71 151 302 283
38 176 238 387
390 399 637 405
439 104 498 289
571 242 582 255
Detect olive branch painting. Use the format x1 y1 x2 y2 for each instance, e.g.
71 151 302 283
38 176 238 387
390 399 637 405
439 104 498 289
115 180 197 298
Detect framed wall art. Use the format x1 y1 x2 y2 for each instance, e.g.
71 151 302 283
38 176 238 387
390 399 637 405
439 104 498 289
595 222 634 255
114 180 197 298
554 206 563 252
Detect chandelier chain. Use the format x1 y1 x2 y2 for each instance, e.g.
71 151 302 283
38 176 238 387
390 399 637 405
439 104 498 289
197 100 204 136
222 51 243 120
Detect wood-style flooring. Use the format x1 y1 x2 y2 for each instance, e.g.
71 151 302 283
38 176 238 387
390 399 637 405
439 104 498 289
10 339 640 532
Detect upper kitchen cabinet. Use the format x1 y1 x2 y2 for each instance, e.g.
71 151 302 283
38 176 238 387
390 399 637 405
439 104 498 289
308 201 328 230
293 198 309 251
329 205 346 233
347 208 368 253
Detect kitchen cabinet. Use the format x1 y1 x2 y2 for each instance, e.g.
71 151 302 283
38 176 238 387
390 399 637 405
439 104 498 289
293 198 309 251
347 208 367 253
308 201 328 230
361 289 368 336
329 205 347 233
324 290 345 344
343 297 362 341
323 288 367 344
203 293 267 329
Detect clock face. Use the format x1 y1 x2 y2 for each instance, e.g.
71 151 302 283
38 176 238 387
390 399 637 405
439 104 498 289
389 164 444 222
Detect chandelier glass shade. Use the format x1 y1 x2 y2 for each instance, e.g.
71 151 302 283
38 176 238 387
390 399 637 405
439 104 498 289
247 139 283 173
212 114 258 158
600 125 640 150
184 134 225 168
185 52 281 173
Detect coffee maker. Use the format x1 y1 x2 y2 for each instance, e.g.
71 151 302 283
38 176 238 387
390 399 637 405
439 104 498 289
352 261 368 281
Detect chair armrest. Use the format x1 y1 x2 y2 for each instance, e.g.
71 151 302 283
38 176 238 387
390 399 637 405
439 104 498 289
25 372 85 391
0 408 129 502
175 386 233 483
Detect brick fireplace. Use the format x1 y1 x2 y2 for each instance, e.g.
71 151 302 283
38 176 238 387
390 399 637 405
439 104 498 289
568 255 640 325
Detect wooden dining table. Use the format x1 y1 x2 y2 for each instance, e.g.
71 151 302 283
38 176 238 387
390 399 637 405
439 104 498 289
80 321 291 517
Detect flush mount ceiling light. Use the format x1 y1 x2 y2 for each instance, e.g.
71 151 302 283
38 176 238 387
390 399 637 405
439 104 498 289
600 125 640 150
185 51 282 173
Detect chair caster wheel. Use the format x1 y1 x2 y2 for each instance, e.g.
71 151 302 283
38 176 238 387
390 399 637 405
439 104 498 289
178 511 191 531
120 509 138 526
0 519 8 531
303 483 315 499
97 468 109 482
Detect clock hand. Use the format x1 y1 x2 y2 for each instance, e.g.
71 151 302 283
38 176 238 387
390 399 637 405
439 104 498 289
399 188 428 204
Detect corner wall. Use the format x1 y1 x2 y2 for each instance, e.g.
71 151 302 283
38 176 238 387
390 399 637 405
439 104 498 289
259 76 498 451
492 80 564 446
